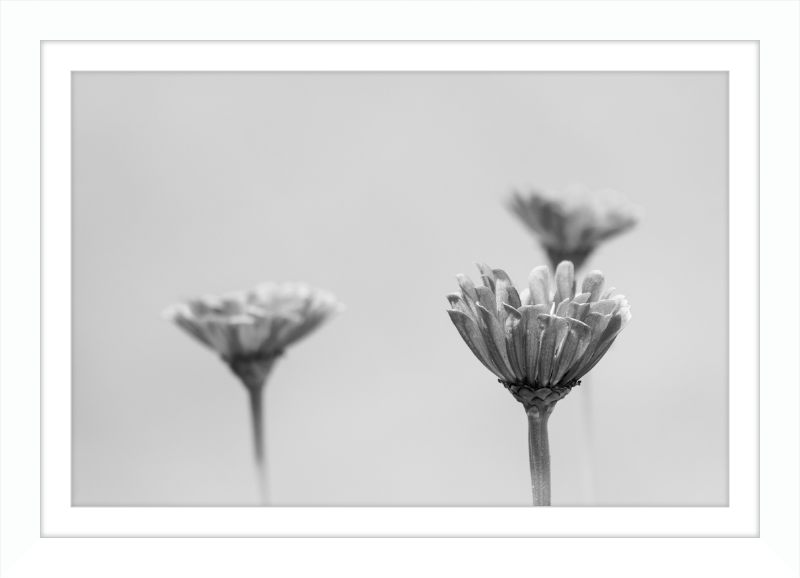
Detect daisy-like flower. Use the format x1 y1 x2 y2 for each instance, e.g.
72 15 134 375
509 184 643 271
164 282 343 504
446 261 631 505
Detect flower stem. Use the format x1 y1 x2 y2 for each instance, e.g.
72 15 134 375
247 385 269 505
228 355 278 506
526 403 556 506
578 377 596 504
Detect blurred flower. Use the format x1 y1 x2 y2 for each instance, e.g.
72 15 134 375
446 261 631 505
165 282 343 387
509 184 643 270
164 281 343 504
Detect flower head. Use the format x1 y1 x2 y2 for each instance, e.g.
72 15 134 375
509 185 643 270
165 282 343 387
447 261 631 412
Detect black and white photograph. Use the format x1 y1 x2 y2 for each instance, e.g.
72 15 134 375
5 0 800 576
71 71 728 508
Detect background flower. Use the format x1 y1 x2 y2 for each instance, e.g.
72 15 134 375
164 282 343 382
164 282 343 504
509 184 644 270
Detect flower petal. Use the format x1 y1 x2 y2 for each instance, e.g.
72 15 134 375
171 314 214 349
528 265 551 306
553 261 575 304
476 303 516 382
610 295 628 315
579 336 618 376
203 319 237 358
581 270 605 302
261 315 300 353
502 302 522 321
447 293 475 321
475 263 496 292
503 305 525 381
579 310 632 377
595 307 632 351
236 320 270 355
585 311 613 342
581 309 632 374
494 269 521 325
552 327 580 385
456 274 479 315
571 292 591 304
589 299 617 316
511 311 529 380
519 287 531 306
506 285 522 309
474 286 497 318
570 317 595 362
564 312 612 380
277 306 334 349
553 317 571 357
447 310 501 378
554 297 570 317
536 315 561 387
519 304 549 385
567 301 591 321
601 287 616 300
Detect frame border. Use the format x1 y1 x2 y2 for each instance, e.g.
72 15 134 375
2 2 798 577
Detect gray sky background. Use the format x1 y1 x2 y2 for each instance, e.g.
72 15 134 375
72 72 727 506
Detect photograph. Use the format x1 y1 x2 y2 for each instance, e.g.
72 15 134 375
71 71 728 507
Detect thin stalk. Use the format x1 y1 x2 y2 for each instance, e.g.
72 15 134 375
229 355 277 506
247 385 269 505
578 377 596 503
526 404 554 506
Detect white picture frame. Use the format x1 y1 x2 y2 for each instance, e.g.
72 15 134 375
1 1 798 577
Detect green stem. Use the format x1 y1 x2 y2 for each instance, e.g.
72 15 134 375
526 403 555 506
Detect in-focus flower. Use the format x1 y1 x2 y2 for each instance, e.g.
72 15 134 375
446 261 631 505
509 184 643 270
164 282 343 504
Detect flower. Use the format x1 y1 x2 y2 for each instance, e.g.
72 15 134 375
164 282 343 388
509 184 643 270
164 281 343 505
446 261 631 413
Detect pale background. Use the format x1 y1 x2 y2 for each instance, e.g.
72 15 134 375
72 72 727 506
